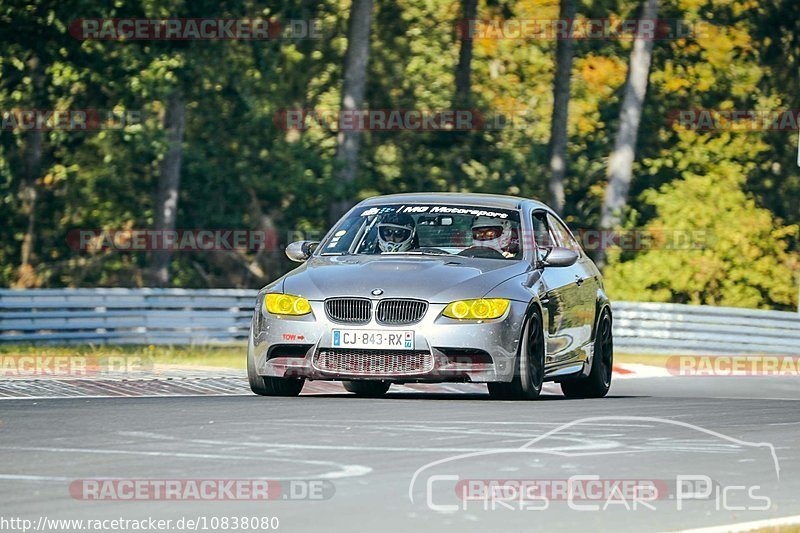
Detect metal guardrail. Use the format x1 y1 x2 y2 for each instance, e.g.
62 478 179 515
613 301 800 356
1 289 798 354
0 289 255 345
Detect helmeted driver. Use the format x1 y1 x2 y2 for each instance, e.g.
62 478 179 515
377 213 416 253
471 216 515 258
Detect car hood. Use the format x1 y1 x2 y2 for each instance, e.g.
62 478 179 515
282 255 531 303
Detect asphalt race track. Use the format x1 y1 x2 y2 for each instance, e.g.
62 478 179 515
1 376 799 533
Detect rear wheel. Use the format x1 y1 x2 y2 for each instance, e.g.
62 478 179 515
488 309 544 400
247 335 305 397
343 380 391 397
561 308 613 399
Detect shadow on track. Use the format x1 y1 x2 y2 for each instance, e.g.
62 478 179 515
295 392 647 401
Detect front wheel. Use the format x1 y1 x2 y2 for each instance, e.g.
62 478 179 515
561 308 613 399
488 309 544 400
343 380 391 397
247 335 305 397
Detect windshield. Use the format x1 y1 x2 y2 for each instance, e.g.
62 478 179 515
320 204 523 260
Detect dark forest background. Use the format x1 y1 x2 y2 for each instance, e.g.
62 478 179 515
1 0 798 310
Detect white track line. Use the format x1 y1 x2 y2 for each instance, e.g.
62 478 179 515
0 474 71 482
614 363 672 379
0 393 252 400
0 445 372 480
672 513 800 533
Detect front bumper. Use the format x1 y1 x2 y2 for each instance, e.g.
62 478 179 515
250 299 528 383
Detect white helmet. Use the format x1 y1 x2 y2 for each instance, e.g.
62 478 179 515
471 216 513 253
377 213 416 253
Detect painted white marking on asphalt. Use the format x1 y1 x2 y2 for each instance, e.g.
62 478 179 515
672 513 800 533
614 363 671 378
119 430 619 455
0 393 253 400
245 419 657 428
0 445 372 480
0 474 70 482
432 434 469 442
0 445 258 461
257 421 602 443
407 415 782 504
517 416 781 477
654 395 800 402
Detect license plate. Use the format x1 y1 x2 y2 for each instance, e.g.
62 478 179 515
331 329 414 350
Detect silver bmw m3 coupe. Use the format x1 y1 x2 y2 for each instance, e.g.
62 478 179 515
247 193 612 400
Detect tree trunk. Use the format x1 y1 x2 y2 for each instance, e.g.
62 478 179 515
19 130 42 270
329 0 374 224
547 0 577 215
597 0 660 268
454 0 478 106
16 55 44 287
147 90 186 287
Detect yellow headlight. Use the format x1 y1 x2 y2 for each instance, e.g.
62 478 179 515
265 293 312 316
442 299 510 320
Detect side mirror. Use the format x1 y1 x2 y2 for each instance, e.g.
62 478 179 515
542 247 579 268
285 241 319 262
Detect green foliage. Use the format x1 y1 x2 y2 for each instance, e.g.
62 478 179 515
0 0 797 310
604 133 799 309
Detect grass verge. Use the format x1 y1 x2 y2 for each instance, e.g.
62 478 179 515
0 344 247 369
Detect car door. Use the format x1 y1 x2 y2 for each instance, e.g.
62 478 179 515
532 210 591 368
531 211 578 367
546 213 597 359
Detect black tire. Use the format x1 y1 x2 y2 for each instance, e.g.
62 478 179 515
343 380 391 397
247 335 305 397
561 308 613 399
488 309 545 400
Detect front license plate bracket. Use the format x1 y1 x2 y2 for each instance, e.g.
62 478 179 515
331 329 414 350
